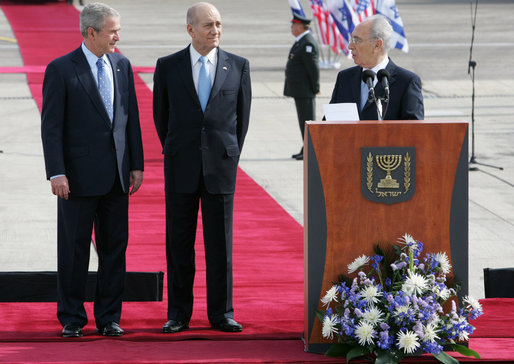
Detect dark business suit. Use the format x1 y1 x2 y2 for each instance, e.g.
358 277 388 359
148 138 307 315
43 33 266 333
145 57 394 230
153 45 251 324
284 32 320 139
329 58 424 120
41 46 144 328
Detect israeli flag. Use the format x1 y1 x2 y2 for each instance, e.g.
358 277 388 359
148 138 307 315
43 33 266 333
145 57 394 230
374 0 409 52
289 0 306 16
327 0 360 55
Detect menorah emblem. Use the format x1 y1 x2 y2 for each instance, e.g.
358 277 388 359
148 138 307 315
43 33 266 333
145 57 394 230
376 154 402 188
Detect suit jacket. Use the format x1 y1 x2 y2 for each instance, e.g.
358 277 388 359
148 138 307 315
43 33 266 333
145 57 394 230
329 58 424 120
41 47 144 196
284 32 320 98
153 45 251 195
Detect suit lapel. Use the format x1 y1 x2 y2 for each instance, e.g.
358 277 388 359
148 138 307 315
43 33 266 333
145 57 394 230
209 47 230 102
72 47 112 128
179 46 201 107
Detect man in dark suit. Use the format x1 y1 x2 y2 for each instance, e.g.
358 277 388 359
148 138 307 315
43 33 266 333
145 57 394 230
329 15 423 120
153 2 251 333
41 2 144 338
284 13 320 160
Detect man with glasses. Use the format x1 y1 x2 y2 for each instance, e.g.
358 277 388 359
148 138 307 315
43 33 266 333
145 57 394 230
328 15 424 120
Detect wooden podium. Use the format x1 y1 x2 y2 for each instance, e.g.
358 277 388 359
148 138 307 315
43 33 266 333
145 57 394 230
303 120 469 353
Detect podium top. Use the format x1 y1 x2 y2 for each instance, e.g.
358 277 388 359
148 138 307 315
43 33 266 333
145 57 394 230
306 120 468 125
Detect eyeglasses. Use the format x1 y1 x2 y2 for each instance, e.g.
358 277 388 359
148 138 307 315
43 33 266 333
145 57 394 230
350 36 376 45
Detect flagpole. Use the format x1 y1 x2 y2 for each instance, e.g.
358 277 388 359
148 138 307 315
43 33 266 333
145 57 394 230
311 18 327 66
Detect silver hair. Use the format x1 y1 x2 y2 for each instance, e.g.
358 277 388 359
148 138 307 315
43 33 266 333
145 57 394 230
186 2 217 26
80 2 120 37
367 14 392 51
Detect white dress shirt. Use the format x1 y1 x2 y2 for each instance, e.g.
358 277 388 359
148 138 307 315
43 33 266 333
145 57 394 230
190 45 217 93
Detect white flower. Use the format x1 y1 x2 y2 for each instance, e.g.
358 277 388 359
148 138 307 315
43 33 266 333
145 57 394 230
394 304 410 317
360 285 380 305
398 233 418 250
402 270 428 296
322 315 338 339
354 321 376 346
458 329 470 342
463 295 482 312
434 252 452 274
397 330 420 354
361 306 385 325
422 322 440 343
348 254 369 274
435 286 451 301
321 285 339 307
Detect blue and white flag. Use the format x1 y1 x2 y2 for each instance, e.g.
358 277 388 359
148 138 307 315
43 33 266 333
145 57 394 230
289 0 306 17
374 0 409 52
327 0 360 56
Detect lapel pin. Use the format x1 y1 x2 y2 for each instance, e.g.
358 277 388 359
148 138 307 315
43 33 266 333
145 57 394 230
223 66 227 71
117 69 120 72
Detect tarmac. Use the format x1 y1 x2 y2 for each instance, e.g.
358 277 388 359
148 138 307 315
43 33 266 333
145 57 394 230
1 0 513 299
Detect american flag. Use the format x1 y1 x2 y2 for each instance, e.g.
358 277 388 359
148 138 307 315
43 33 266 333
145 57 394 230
289 0 306 17
310 0 346 55
310 0 328 45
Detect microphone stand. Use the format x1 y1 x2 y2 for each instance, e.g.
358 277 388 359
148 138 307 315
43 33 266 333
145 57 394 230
467 0 503 171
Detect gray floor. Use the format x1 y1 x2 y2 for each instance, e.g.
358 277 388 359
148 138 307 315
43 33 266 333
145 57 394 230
1 0 513 299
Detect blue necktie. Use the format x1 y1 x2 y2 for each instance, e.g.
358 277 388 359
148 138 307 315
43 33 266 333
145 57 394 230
97 58 113 121
360 80 369 111
198 56 211 111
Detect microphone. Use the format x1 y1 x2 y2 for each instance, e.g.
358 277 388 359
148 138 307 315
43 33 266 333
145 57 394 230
361 69 376 104
377 69 390 103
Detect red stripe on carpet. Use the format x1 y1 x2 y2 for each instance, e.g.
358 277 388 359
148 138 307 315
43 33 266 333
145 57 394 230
0 1 304 342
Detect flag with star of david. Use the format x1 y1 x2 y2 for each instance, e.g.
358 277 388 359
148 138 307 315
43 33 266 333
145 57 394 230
374 0 409 52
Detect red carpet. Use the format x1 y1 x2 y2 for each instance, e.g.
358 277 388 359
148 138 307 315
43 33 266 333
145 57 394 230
0 0 303 342
2 1 514 363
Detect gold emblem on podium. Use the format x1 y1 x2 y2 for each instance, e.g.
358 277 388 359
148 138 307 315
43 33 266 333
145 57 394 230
376 154 401 188
361 147 416 205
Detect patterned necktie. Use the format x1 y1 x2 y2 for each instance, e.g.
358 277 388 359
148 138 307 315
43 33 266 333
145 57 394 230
198 56 211 111
96 58 113 121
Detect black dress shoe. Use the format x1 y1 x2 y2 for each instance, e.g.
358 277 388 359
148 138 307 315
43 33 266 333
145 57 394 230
291 151 303 159
97 322 124 337
294 153 303 160
62 324 83 338
211 318 243 332
162 320 189 333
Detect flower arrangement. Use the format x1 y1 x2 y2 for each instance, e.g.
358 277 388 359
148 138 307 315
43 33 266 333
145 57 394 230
317 234 483 364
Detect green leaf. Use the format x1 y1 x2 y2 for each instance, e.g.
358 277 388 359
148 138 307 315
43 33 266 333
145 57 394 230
346 346 371 362
375 349 404 364
433 351 459 364
315 309 325 323
451 343 481 359
325 343 353 357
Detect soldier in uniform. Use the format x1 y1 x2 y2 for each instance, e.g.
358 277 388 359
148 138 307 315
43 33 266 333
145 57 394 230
284 13 320 161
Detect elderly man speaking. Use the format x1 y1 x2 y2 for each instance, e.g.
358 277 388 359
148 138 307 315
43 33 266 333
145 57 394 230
329 15 424 120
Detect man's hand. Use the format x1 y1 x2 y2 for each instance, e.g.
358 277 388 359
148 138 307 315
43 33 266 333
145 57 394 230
129 170 143 195
51 176 70 200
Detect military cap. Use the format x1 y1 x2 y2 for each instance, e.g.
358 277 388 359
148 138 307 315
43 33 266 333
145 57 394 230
292 13 312 25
